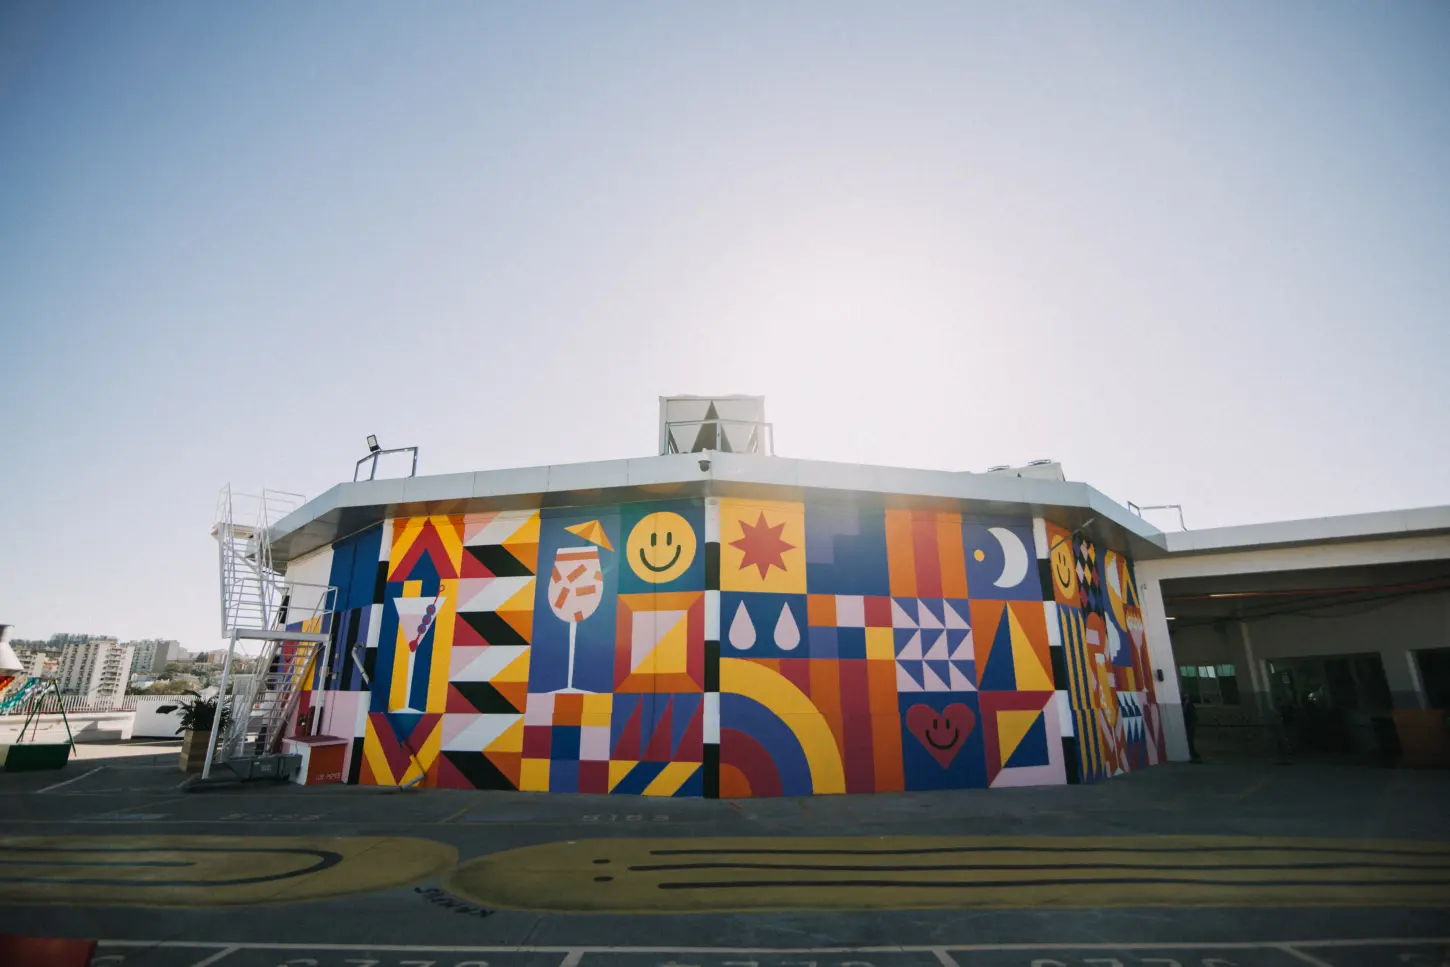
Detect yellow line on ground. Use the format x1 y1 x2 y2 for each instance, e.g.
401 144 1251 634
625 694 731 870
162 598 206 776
443 835 1450 913
0 834 457 908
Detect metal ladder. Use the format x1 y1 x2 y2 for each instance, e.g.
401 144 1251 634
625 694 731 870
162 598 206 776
209 486 336 779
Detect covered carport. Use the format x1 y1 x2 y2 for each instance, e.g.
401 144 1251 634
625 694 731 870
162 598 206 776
1134 507 1450 766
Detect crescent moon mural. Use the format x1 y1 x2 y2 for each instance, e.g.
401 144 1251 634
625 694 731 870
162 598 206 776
988 526 1029 588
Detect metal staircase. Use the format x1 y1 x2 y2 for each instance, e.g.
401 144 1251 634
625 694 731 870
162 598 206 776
208 486 336 780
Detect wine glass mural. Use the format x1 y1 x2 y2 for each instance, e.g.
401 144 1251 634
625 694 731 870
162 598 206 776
546 519 612 692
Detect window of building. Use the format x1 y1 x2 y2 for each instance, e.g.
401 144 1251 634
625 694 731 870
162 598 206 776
1178 663 1239 705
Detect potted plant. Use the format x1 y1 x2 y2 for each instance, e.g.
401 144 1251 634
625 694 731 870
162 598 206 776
157 692 231 772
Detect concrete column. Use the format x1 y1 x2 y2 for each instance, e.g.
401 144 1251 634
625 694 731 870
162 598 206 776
1139 576 1190 762
1387 647 1428 710
1237 619 1272 716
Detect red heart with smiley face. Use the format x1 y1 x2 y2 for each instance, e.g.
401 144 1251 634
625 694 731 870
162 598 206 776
906 703 976 769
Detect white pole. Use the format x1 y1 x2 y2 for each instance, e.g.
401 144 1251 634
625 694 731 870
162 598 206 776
202 630 238 780
313 632 331 736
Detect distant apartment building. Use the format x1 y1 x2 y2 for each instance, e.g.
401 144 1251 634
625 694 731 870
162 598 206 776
125 639 179 676
57 638 134 704
47 632 103 652
13 647 54 678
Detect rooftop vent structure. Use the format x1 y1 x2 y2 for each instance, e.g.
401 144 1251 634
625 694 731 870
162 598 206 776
660 395 773 455
985 460 1067 482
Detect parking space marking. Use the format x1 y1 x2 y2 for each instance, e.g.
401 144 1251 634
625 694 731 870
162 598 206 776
37 767 106 793
84 940 1450 967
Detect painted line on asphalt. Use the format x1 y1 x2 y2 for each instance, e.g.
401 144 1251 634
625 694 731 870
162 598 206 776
1278 947 1336 967
187 947 240 967
559 952 585 967
36 767 105 793
95 938 1450 952
930 948 960 967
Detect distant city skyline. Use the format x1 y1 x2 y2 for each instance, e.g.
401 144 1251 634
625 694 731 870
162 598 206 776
3 2 1447 650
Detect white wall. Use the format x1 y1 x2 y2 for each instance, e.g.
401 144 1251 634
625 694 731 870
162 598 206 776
0 711 134 744
131 696 188 738
284 545 335 621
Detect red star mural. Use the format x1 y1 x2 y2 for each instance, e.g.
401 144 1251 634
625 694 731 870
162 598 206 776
731 512 796 579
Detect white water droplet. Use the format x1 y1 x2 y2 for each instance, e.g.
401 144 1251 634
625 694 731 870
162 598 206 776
774 602 801 651
728 601 756 650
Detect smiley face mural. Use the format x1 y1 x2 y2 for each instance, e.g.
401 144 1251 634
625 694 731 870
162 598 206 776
626 511 697 584
341 498 1160 794
1046 522 1080 607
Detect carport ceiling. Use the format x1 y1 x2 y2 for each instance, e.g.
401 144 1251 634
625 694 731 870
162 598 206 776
1161 559 1450 625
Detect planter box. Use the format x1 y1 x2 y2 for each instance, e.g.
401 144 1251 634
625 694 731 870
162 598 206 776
179 729 212 772
0 742 72 771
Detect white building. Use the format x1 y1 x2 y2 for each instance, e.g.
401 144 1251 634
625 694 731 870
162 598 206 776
57 638 134 704
13 647 52 678
125 638 179 676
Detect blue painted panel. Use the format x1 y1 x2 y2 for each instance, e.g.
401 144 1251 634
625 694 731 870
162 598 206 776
898 691 988 791
804 505 890 595
529 509 621 695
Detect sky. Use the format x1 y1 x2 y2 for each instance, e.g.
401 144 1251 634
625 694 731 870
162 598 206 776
2 1 1448 653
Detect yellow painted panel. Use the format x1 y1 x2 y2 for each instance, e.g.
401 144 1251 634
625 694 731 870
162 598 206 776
718 498 806 594
865 627 895 661
425 578 458 713
641 761 699 797
519 758 550 792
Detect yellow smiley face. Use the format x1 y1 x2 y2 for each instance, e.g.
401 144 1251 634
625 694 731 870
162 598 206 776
626 511 697 584
1050 534 1079 604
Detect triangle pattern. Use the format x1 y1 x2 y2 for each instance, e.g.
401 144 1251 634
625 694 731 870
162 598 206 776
493 648 531 683
608 759 639 792
917 600 943 629
446 681 521 715
463 543 533 578
891 599 917 628
977 610 1017 691
632 610 689 674
921 661 950 692
943 601 969 630
1008 608 1054 691
392 520 460 581
996 709 1041 766
948 663 976 692
492 680 527 713
484 717 524 754
453 617 488 648
483 750 522 788
612 700 643 759
923 631 949 661
1003 711 1050 769
949 629 974 662
642 697 675 762
897 631 923 661
896 661 923 692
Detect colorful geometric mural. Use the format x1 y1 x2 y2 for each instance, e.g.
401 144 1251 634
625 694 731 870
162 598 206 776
307 498 1163 795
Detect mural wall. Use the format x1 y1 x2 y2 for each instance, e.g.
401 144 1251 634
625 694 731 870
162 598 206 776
296 497 1167 795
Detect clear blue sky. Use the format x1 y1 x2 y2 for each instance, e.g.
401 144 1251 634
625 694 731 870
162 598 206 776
3 1 1448 652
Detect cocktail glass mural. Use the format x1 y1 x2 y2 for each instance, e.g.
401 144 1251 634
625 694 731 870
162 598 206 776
547 545 604 692
391 592 444 711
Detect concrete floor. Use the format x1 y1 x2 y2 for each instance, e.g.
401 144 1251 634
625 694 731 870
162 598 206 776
0 748 1447 967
